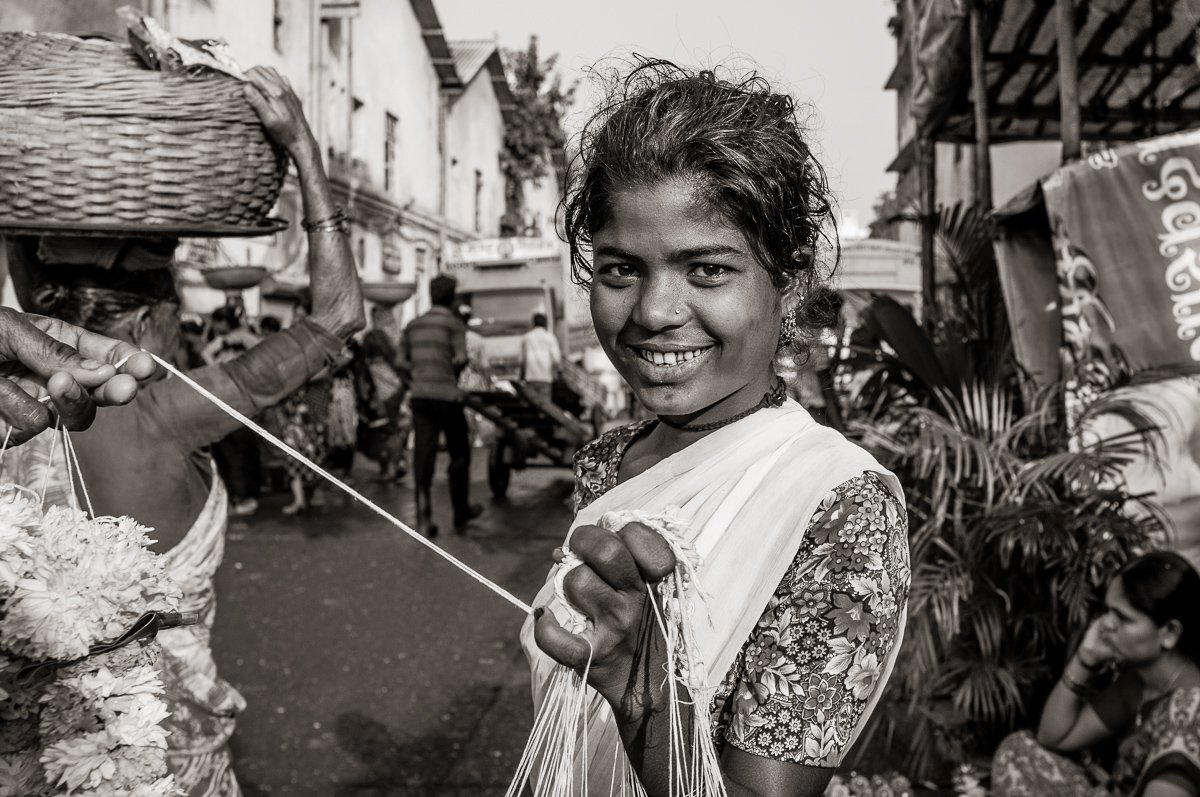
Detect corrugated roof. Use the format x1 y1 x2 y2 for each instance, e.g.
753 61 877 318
447 39 517 123
408 0 462 90
448 39 495 86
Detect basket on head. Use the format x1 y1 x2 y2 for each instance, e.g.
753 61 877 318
0 32 289 238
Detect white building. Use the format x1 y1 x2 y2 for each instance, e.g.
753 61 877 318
2 0 520 327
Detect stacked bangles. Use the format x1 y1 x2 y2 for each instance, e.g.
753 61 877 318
302 205 350 235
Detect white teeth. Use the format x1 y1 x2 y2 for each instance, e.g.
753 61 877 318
636 348 708 366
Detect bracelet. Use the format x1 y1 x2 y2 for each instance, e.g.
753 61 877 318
301 206 350 235
1061 669 1098 696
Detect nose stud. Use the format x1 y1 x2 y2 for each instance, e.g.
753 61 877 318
674 307 682 315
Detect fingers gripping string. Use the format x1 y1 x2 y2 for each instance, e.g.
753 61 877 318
143 351 532 616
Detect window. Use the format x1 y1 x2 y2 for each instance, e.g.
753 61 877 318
474 169 484 233
384 112 398 194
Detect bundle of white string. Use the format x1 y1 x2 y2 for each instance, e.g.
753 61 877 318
506 509 728 797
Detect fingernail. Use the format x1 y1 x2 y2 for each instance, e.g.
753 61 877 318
80 359 105 370
533 607 545 620
64 380 82 400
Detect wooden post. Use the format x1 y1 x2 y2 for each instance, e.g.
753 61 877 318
920 137 937 325
1055 0 1082 162
969 0 992 210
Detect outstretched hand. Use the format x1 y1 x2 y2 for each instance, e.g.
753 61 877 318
0 309 157 445
533 522 677 720
242 66 315 158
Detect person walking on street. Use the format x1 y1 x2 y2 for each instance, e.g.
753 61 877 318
519 311 561 406
400 274 482 537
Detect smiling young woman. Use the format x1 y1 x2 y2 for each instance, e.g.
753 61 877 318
522 60 911 797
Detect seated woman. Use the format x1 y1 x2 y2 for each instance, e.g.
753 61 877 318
1 67 364 797
527 60 910 797
993 551 1200 797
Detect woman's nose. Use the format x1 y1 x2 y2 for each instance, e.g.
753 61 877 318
632 276 685 330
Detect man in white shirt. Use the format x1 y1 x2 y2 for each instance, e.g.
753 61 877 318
520 312 561 405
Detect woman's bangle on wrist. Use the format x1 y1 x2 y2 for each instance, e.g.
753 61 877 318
1061 668 1098 696
302 205 350 235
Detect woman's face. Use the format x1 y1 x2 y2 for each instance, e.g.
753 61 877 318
590 179 786 421
1099 579 1177 665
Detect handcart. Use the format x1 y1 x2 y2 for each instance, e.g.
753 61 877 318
465 363 606 498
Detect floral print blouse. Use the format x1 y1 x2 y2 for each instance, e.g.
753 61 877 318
573 420 910 768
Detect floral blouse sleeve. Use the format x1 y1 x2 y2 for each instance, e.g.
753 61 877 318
710 472 910 768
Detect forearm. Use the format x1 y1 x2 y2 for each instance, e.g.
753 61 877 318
613 698 789 797
292 139 365 340
1037 654 1099 747
165 320 344 451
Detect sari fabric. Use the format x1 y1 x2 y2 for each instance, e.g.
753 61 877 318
1 435 243 797
992 687 1200 797
520 400 908 793
156 462 244 797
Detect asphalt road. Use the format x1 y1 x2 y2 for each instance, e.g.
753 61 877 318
211 453 575 796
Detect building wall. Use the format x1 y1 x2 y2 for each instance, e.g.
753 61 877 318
350 0 441 215
444 70 506 237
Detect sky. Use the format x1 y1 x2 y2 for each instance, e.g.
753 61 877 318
436 1 899 239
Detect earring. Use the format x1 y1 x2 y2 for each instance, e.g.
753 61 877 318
778 309 799 348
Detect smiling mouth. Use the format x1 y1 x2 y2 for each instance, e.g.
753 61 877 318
630 346 713 366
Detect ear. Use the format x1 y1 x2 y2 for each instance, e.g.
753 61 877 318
778 283 803 316
1160 618 1184 652
128 305 155 345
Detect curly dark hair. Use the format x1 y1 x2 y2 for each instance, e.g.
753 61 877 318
562 58 839 335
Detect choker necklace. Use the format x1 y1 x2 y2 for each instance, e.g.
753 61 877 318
657 377 787 433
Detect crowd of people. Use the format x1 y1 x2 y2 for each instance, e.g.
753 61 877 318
195 305 410 518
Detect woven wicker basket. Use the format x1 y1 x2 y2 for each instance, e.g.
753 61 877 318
0 32 288 237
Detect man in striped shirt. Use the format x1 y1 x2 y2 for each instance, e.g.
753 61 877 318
400 274 482 537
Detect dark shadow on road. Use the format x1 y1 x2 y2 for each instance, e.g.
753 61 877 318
333 683 511 797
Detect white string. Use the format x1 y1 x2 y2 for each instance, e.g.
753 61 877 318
39 417 62 505
144 351 533 616
62 430 96 519
0 426 13 467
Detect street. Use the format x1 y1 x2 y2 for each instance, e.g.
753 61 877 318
212 452 575 796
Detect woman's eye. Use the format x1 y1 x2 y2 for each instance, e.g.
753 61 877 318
596 263 638 283
690 264 730 282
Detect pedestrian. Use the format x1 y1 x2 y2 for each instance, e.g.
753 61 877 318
526 59 910 796
204 306 265 517
3 66 364 797
786 287 844 429
519 311 561 405
399 273 482 537
458 304 496 447
325 359 359 478
356 328 408 482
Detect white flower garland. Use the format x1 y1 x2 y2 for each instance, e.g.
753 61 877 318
0 483 182 797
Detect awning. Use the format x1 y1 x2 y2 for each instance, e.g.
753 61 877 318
912 0 1200 143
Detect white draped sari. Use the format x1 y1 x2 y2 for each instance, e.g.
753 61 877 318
520 400 908 794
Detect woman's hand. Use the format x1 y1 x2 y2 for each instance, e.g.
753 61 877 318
532 522 677 720
0 309 157 443
1078 616 1119 669
242 66 317 159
